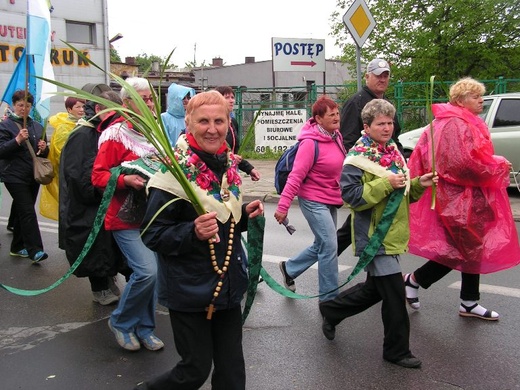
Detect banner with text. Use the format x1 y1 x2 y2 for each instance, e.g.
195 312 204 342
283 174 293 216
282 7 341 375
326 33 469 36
254 109 307 154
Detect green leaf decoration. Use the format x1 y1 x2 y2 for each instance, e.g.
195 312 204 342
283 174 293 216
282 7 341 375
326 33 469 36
39 42 206 216
237 108 262 155
427 75 436 209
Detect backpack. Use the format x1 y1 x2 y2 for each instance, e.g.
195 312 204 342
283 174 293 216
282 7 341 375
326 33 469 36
274 140 319 195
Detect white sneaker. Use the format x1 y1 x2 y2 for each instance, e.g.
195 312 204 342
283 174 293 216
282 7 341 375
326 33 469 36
108 276 121 297
92 289 119 305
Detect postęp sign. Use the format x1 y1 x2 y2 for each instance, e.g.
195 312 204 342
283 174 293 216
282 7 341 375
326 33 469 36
271 37 325 72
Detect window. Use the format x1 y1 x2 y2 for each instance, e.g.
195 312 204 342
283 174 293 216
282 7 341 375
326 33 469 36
282 93 290 108
66 21 94 44
480 99 492 121
493 99 520 127
260 94 270 102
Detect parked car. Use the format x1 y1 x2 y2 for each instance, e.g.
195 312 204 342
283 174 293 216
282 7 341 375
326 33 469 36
399 93 520 187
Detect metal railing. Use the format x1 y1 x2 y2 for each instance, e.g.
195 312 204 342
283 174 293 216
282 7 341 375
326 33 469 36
234 78 520 151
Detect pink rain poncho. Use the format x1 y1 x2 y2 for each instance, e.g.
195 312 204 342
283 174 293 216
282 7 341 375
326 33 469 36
408 103 520 274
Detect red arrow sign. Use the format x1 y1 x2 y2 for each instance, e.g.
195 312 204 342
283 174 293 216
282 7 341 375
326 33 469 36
290 61 317 67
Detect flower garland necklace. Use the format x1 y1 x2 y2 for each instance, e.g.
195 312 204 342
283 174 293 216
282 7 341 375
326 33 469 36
348 133 406 174
175 137 242 203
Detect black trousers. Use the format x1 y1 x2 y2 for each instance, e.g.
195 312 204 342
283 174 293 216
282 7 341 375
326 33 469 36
146 307 246 390
320 273 412 362
88 276 110 292
4 181 44 258
7 202 15 228
413 260 480 301
336 214 352 256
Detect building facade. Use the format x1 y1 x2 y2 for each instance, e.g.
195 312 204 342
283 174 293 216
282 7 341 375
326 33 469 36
193 57 353 91
1 0 110 115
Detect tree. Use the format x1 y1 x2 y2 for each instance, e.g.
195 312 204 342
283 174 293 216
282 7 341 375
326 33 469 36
134 53 178 73
110 47 121 63
134 53 163 73
332 0 520 81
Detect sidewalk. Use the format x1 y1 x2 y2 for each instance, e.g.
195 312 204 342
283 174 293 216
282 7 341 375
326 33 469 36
240 159 279 204
241 159 520 222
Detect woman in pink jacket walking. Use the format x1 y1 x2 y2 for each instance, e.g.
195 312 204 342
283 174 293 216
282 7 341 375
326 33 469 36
275 96 346 301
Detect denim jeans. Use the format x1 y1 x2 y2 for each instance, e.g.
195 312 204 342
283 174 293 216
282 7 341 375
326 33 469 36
285 198 339 301
111 229 158 338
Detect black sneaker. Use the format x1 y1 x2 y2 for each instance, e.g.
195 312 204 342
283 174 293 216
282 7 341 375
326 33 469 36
279 261 296 292
385 356 422 369
322 316 336 340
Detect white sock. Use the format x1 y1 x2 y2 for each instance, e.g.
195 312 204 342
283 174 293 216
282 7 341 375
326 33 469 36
461 301 485 316
405 274 419 299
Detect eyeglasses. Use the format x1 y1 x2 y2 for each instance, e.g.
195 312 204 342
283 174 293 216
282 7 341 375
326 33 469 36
126 96 154 103
14 102 32 108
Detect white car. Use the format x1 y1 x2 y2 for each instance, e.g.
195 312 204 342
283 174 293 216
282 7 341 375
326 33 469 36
399 93 520 187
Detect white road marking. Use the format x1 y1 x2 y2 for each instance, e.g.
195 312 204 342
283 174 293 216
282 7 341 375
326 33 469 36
2 214 518 355
0 323 89 354
449 281 520 298
0 217 58 233
262 254 352 272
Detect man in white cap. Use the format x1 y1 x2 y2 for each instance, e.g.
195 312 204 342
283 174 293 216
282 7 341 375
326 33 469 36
336 58 403 255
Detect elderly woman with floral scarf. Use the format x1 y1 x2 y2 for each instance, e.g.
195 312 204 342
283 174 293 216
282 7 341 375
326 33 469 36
137 91 263 390
319 99 436 369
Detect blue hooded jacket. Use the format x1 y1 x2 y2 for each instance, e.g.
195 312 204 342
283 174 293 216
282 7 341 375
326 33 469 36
160 83 196 145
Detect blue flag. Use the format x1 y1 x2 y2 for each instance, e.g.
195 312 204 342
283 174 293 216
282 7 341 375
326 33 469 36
1 0 56 122
27 0 56 120
1 49 37 108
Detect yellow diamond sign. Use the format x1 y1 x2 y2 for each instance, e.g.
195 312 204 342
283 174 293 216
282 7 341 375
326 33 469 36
343 0 376 47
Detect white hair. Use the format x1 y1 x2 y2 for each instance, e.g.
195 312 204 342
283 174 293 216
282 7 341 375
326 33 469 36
120 77 151 100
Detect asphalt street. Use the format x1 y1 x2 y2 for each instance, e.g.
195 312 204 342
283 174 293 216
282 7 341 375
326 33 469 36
1 163 520 389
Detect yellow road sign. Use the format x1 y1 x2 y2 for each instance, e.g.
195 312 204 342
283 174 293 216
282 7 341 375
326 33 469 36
342 0 376 47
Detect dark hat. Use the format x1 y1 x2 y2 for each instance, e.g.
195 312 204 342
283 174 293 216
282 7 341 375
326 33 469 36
81 83 112 96
366 59 390 75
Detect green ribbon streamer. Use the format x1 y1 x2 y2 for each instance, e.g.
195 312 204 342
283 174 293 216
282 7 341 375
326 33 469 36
0 166 122 296
1 163 404 329
260 188 406 299
242 215 265 324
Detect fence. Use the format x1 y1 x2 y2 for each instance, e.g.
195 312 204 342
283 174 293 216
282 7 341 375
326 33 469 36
234 77 520 153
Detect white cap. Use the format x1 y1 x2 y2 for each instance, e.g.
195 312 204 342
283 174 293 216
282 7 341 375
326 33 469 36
366 59 390 75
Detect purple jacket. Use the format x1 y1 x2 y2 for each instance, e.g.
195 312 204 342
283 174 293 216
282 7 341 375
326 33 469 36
276 118 346 214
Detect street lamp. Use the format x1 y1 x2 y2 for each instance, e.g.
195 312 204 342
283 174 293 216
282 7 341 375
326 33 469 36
109 33 123 43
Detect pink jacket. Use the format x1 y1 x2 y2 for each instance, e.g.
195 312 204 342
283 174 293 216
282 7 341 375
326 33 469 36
408 103 520 273
276 118 346 214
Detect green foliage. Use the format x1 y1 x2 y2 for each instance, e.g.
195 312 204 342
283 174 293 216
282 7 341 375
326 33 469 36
134 53 174 73
237 109 262 156
336 82 362 103
184 60 208 70
110 48 121 63
46 44 206 216
332 0 520 81
241 148 282 161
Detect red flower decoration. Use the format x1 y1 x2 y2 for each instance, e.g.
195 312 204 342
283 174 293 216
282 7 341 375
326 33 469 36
196 174 212 189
